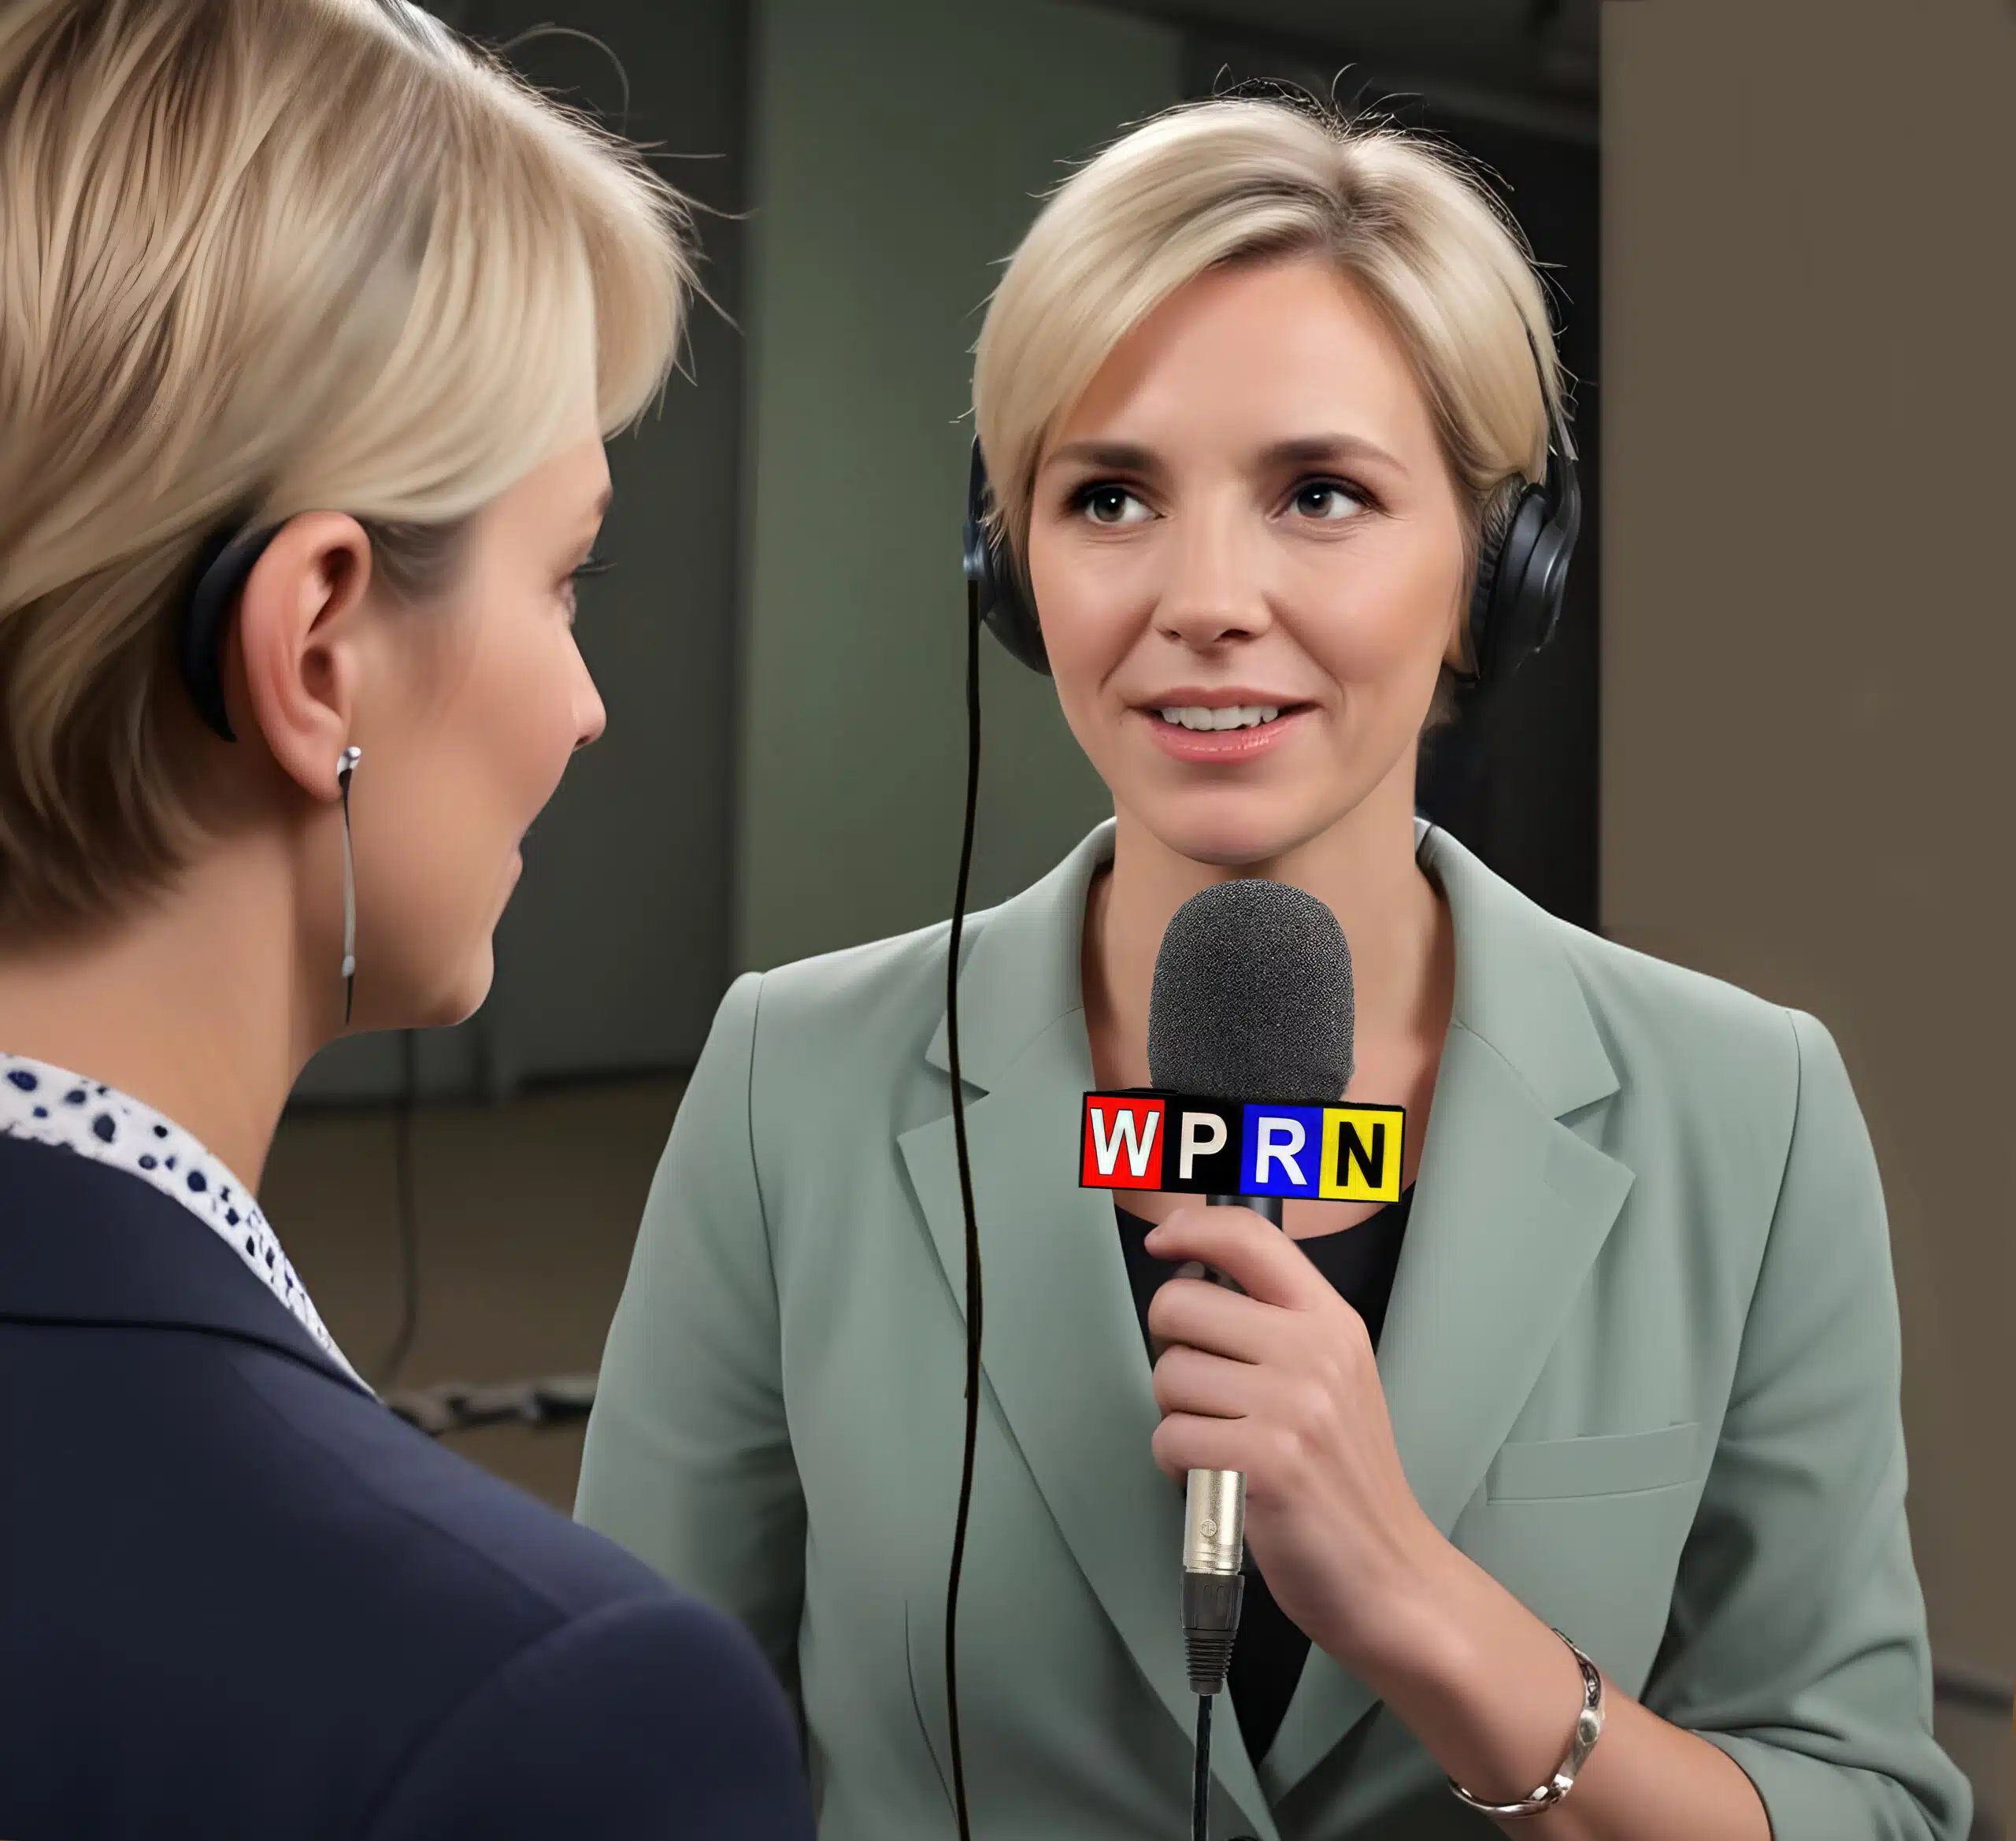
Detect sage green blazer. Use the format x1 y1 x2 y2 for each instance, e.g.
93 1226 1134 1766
576 820 1970 1841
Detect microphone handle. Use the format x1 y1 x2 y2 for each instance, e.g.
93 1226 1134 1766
1180 1191 1283 1694
1180 1189 1280 1572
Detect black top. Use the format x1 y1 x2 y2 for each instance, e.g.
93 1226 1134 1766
0 1132 813 1841
1115 1187 1414 1767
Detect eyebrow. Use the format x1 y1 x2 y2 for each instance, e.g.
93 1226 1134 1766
584 486 613 524
1258 433 1405 473
1041 433 1405 476
1043 439 1159 474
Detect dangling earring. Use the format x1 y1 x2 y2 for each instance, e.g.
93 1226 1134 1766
337 746 361 1025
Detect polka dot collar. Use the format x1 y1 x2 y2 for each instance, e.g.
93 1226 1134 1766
0 1052 366 1391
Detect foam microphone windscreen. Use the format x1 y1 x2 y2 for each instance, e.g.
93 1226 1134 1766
1147 880 1354 1102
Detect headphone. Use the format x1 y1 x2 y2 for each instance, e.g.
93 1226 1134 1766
960 324 1581 688
177 517 279 743
169 0 453 745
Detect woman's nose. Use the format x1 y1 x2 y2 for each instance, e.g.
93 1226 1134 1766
574 673 608 751
1154 506 1272 649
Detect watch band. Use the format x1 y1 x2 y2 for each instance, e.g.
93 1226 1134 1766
1446 1628 1605 1820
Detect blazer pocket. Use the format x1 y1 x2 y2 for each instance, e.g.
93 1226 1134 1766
1486 1422 1703 1502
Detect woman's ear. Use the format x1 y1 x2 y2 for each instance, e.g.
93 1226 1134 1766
231 513 376 795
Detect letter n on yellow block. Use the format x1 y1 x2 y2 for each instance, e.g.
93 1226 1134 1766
1317 1106 1406 1202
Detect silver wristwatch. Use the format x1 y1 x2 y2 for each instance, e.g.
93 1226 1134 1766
1446 1628 1605 1820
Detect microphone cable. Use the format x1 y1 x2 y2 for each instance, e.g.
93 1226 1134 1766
943 576 986 1841
1191 1695 1214 1841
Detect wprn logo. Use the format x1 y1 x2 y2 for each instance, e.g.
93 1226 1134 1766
1080 1090 1405 1202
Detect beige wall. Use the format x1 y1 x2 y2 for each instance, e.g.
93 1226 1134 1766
1603 0 2014 1814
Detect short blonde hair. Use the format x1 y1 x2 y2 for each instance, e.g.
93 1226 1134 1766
972 98 1569 710
0 0 695 933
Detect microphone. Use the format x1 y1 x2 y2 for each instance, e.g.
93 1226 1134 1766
1145 879 1355 1698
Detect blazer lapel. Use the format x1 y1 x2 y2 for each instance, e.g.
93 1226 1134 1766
1260 822 1636 1806
897 820 1280 1840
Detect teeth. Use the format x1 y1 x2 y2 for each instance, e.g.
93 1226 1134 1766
1158 705 1282 732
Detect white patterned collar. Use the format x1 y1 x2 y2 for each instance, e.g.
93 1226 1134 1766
0 1052 367 1391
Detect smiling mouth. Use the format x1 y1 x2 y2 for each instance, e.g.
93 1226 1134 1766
1152 702 1309 732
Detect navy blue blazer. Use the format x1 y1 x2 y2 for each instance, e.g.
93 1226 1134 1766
0 1132 815 1841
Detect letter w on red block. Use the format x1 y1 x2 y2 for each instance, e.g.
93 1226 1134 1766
1080 1094 1166 1190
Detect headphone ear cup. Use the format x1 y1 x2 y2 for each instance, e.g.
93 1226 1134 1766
962 439 1051 674
1471 472 1582 687
178 520 281 743
981 566 1051 675
1469 480 1538 685
1487 484 1551 679
1514 513 1573 658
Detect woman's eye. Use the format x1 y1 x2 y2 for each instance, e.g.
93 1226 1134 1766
1076 484 1151 527
1291 480 1367 522
564 553 613 622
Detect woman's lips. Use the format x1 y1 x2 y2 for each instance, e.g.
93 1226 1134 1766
1138 706 1310 762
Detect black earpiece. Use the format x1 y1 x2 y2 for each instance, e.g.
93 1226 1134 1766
961 326 1581 691
178 519 282 743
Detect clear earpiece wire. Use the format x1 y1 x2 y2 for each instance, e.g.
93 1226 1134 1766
337 746 361 1024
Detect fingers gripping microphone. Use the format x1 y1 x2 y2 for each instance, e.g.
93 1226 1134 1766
1147 880 1355 1701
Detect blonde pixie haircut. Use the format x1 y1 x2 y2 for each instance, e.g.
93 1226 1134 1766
0 0 695 934
973 98 1570 712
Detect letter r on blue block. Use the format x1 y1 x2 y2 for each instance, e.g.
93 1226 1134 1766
1240 1104 1322 1197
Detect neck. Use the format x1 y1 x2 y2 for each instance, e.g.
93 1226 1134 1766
0 838 329 1191
1083 762 1451 1093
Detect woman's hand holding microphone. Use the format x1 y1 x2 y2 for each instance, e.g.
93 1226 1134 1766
1143 1202 1451 1679
1140 1202 1766 1839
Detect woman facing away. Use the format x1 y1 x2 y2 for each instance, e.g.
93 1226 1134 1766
576 97 1973 1840
0 2 810 1837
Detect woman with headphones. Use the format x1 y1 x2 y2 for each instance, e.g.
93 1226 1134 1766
0 2 810 1835
577 98 1970 1840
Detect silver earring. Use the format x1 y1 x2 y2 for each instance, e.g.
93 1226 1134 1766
337 746 361 1024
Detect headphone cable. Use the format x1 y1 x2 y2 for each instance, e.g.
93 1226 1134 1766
939 565 1223 1841
943 576 986 1841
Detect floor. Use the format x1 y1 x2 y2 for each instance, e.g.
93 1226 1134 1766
263 1076 686 1512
